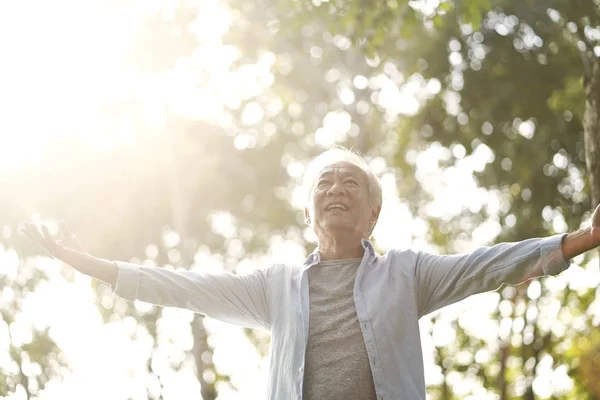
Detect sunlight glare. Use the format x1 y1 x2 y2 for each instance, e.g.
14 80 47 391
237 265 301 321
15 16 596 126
0 0 137 167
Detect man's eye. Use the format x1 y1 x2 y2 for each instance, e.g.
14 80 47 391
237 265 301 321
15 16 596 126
317 181 330 187
345 180 358 185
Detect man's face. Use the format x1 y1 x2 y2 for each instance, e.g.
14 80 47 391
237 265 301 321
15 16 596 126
305 162 378 239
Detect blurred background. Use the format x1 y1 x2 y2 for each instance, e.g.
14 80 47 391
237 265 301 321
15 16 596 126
2 0 600 398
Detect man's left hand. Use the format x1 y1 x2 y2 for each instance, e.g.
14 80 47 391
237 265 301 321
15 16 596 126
591 203 600 242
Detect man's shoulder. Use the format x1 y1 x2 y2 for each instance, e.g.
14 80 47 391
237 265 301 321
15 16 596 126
374 247 420 268
264 262 304 278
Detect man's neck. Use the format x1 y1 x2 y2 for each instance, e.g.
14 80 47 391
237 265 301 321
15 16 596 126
317 234 366 261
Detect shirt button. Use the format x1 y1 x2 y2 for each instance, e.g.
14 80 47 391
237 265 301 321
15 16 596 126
299 366 304 372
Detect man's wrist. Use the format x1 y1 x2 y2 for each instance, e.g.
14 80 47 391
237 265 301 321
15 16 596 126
561 227 598 260
56 246 89 269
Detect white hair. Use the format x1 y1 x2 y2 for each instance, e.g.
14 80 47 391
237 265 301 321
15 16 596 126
303 146 383 235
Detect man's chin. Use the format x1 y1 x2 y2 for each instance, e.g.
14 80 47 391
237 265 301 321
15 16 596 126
318 223 358 235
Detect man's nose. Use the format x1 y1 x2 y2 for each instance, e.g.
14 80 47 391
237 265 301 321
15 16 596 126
327 181 346 195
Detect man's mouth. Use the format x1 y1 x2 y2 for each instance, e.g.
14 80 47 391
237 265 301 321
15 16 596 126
325 203 348 211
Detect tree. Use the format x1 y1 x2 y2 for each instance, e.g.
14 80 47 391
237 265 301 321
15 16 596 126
0 256 68 398
6 0 599 397
236 0 600 397
299 0 600 397
2 1 297 398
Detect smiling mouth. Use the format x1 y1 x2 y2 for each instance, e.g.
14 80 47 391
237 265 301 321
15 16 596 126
325 203 348 211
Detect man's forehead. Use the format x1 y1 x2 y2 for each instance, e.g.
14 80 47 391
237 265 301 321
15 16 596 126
317 162 364 177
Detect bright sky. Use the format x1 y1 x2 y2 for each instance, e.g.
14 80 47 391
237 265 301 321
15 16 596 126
2 0 600 399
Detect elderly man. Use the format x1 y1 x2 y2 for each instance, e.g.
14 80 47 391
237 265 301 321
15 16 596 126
22 147 600 400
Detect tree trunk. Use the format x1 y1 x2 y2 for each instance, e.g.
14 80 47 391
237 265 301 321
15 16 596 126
498 343 509 400
584 60 600 271
168 121 217 399
192 316 218 400
584 60 600 208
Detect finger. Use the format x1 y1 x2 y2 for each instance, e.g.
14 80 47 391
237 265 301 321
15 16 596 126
41 224 53 241
20 227 34 240
22 225 41 243
24 223 45 244
42 225 60 257
41 224 58 247
58 220 71 234
22 224 53 255
38 224 56 247
58 220 76 240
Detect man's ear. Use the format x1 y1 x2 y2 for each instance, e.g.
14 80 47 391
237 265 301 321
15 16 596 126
370 205 381 225
304 207 311 225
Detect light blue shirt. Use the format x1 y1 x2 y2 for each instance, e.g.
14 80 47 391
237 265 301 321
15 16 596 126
112 234 569 399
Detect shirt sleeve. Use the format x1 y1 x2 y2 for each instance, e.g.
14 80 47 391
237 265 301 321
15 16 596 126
414 234 570 318
111 261 271 330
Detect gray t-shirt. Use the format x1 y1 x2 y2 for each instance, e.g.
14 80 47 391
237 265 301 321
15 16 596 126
302 258 377 400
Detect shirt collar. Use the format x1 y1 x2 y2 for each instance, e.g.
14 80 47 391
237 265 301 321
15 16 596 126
303 238 375 267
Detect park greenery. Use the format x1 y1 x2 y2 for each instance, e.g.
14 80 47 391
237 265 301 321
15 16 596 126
2 0 600 398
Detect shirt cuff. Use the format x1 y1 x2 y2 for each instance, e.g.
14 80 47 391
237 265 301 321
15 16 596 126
540 233 571 276
111 261 141 301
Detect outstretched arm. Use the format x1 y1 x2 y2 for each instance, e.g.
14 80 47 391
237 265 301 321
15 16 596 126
414 235 568 317
21 222 271 330
561 203 600 259
113 260 270 329
414 204 600 317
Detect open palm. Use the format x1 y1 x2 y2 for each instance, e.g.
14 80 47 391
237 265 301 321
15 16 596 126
21 221 86 259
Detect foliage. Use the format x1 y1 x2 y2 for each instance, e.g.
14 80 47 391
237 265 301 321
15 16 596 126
3 0 600 398
310 0 600 397
0 258 67 397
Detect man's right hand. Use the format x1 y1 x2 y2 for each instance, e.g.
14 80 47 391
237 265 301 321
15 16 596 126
21 220 87 260
20 220 117 286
